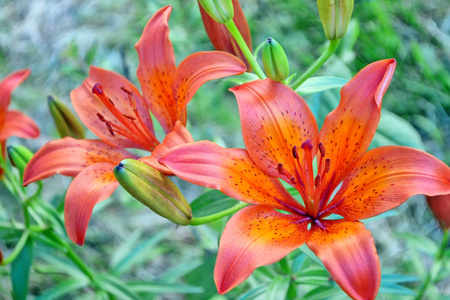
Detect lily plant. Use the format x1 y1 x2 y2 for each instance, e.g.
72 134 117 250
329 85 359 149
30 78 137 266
160 59 450 299
23 5 246 246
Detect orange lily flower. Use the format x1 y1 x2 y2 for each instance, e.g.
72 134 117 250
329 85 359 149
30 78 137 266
426 194 450 230
160 59 450 299
23 5 246 246
0 69 39 175
198 0 252 70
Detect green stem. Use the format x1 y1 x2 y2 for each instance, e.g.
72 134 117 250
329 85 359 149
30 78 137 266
46 231 97 283
189 202 248 225
1 230 30 265
414 229 449 300
290 39 340 90
224 20 266 79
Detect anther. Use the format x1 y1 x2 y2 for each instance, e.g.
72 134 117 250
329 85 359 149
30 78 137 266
324 159 330 173
120 86 132 95
314 174 321 187
97 113 106 122
92 83 104 95
301 139 313 151
277 163 284 175
318 143 326 157
122 114 136 120
292 146 299 159
290 176 297 184
105 121 115 136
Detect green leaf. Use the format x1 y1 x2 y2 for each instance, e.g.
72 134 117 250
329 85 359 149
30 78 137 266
111 229 171 275
296 77 348 95
361 210 398 224
128 282 203 294
381 273 419 283
265 275 290 300
299 245 324 268
97 274 140 300
158 259 203 283
190 190 238 218
291 253 307 273
395 233 438 255
237 286 268 300
371 109 425 150
36 278 89 300
39 254 87 279
379 282 416 296
303 284 347 300
11 236 33 300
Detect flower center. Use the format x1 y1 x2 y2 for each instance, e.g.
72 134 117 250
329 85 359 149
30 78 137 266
277 139 335 218
92 83 159 150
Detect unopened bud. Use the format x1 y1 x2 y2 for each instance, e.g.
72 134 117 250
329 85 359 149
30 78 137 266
7 145 33 176
198 0 234 24
114 159 192 225
317 0 354 40
48 95 85 139
262 37 290 82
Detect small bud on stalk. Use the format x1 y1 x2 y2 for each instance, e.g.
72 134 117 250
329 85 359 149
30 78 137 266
198 0 234 24
317 0 354 40
262 37 290 82
114 159 192 225
7 145 33 177
48 95 85 139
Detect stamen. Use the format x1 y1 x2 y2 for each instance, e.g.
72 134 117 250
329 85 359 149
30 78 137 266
290 176 297 184
97 113 106 122
277 163 284 175
92 83 104 95
324 159 330 173
314 174 321 187
292 145 299 159
314 218 326 230
122 114 136 120
318 143 326 157
105 121 115 136
301 139 313 151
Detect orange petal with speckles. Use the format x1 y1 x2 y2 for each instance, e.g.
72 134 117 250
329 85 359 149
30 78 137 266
319 59 396 188
198 0 252 70
135 5 177 134
326 146 450 221
64 162 119 245
307 220 380 300
160 141 305 211
230 79 319 182
72 66 157 150
0 69 30 121
427 194 450 230
215 205 311 294
173 51 246 121
0 110 39 141
23 137 137 186
140 121 194 175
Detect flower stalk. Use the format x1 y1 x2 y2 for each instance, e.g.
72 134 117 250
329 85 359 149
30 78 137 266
189 202 248 225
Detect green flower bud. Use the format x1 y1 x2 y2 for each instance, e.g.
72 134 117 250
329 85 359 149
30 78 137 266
114 159 192 225
198 0 234 24
48 95 85 139
7 145 33 181
262 37 290 82
317 0 354 40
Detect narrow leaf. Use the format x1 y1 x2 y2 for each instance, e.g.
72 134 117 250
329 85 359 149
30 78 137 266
11 236 33 300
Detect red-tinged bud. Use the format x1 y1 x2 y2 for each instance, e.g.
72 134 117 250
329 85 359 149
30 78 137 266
317 0 354 40
426 194 450 230
262 37 290 82
198 0 252 70
48 95 85 139
198 0 234 24
114 159 192 225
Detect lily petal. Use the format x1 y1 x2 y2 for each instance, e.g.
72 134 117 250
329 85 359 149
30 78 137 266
135 5 177 134
0 110 39 140
173 51 246 121
64 162 119 245
307 220 380 300
160 141 305 211
319 59 396 186
328 146 450 220
215 205 311 294
71 66 156 150
23 137 137 185
140 121 194 175
231 79 319 181
198 0 252 69
0 69 30 117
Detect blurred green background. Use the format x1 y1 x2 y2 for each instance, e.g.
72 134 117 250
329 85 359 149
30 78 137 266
0 0 449 299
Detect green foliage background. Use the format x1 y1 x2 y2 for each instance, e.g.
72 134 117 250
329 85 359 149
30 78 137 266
0 0 449 299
